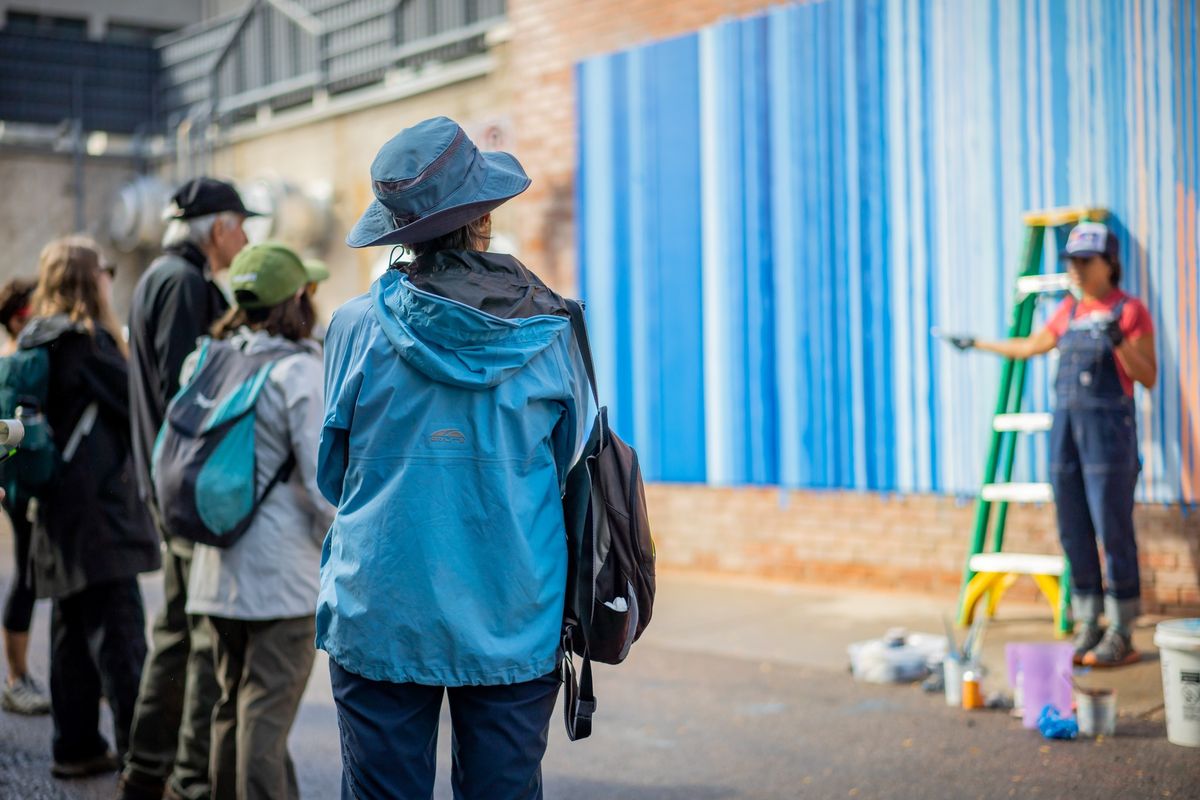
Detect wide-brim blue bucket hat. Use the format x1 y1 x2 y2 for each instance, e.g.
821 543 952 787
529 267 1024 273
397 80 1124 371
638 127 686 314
346 116 531 248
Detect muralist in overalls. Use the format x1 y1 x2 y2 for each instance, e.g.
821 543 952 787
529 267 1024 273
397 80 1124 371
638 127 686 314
948 221 1158 667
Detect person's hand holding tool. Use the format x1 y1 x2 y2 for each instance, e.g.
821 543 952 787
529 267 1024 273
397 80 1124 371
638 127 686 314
931 328 976 351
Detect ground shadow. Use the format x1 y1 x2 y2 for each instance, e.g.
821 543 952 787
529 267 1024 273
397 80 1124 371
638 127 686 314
544 777 738 800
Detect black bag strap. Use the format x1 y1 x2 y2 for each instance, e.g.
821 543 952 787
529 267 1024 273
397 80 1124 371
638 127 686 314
562 298 600 742
564 299 600 408
561 626 596 741
225 451 297 541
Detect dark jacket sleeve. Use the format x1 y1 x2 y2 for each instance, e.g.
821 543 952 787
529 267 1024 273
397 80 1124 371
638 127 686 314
154 271 215 403
53 331 132 434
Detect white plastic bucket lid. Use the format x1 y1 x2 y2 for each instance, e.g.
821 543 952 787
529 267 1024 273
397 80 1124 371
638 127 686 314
1153 618 1200 652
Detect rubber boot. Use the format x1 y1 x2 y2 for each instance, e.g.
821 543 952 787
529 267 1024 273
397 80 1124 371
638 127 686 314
1071 593 1104 664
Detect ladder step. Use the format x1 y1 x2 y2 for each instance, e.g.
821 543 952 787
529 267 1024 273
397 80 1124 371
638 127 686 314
1016 273 1072 297
993 412 1054 433
1021 206 1108 227
981 482 1054 504
969 551 1066 576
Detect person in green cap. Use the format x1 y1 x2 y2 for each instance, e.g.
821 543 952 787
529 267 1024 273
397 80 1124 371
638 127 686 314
177 242 334 800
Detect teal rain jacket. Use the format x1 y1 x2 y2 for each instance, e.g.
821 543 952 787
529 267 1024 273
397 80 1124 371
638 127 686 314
316 264 590 686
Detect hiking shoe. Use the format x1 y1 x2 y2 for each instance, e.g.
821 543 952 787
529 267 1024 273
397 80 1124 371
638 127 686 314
117 773 166 800
51 751 120 779
1071 623 1105 665
1 674 51 715
1081 626 1140 668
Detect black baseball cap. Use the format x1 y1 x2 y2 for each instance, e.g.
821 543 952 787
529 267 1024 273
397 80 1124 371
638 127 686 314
168 178 262 220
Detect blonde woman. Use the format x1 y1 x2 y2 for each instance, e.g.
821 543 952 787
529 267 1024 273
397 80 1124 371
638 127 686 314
18 236 159 779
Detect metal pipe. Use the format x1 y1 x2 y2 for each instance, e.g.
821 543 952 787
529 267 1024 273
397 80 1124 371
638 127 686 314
72 71 85 233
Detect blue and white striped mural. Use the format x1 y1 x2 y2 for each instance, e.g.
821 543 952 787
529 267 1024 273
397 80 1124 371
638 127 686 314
576 0 1200 503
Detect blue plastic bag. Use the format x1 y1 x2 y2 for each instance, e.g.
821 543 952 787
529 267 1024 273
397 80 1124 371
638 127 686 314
1037 704 1078 740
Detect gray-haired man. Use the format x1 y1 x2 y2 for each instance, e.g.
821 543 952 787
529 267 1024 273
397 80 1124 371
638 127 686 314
120 178 258 800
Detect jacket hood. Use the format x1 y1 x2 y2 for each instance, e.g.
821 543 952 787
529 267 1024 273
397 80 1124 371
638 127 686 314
17 314 88 349
370 269 569 389
227 326 318 359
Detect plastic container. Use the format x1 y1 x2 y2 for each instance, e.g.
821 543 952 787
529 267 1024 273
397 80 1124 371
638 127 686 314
1075 688 1117 737
1154 618 1200 747
961 668 984 710
1007 642 1074 729
847 632 947 684
943 656 963 707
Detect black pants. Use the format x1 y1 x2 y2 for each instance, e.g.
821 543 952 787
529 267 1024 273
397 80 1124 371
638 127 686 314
122 543 218 799
2 498 35 633
331 660 561 800
208 615 315 800
50 578 147 763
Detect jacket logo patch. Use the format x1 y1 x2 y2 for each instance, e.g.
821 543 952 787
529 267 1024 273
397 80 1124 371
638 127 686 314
429 428 467 445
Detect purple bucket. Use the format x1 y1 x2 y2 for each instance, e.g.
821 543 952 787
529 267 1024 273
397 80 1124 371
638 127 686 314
1006 642 1074 729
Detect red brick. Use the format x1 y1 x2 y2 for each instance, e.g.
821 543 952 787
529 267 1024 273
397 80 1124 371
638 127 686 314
646 483 1200 614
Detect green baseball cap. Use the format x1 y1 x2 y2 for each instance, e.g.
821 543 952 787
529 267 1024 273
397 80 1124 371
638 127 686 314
303 258 330 284
228 242 308 309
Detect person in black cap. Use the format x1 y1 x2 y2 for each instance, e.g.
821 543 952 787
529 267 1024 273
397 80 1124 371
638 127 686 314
119 177 260 800
948 221 1157 668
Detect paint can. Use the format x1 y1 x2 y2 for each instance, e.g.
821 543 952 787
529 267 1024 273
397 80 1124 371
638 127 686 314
1154 618 1200 747
962 667 984 710
1075 688 1117 737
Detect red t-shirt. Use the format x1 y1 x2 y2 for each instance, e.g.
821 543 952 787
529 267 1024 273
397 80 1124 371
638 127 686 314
1043 289 1154 396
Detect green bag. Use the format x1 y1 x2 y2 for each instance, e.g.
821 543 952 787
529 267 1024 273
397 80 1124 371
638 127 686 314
0 346 57 502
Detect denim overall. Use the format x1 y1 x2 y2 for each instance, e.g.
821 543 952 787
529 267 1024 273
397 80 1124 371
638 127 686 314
1049 297 1141 606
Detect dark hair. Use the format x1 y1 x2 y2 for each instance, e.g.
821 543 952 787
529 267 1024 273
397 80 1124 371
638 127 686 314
0 277 36 335
406 216 492 261
212 292 315 342
1106 256 1123 286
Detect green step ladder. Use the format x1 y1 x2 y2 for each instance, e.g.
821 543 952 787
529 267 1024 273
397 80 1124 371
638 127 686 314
956 205 1109 638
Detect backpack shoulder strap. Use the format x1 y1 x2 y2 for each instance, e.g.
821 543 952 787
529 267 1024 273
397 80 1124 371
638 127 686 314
561 630 596 741
564 299 599 408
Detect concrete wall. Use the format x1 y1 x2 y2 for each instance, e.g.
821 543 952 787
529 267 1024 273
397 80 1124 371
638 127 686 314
0 151 153 322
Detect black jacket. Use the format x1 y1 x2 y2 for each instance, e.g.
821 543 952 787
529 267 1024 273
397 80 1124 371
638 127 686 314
127 242 230 513
18 316 160 599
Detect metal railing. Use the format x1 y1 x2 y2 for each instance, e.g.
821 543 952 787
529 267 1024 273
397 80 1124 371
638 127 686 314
156 0 505 127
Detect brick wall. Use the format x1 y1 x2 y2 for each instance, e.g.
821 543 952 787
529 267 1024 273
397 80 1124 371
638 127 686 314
507 0 786 291
647 484 1200 615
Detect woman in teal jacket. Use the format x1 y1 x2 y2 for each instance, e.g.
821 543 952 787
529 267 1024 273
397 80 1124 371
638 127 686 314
317 117 590 800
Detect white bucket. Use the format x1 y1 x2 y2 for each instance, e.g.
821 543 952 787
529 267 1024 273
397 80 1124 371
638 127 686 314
1154 618 1200 748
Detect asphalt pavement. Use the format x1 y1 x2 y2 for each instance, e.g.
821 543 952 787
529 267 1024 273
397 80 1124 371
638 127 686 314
1 526 1196 799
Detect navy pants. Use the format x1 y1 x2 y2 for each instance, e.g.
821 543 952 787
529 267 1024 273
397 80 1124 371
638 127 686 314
1049 406 1141 600
330 660 560 800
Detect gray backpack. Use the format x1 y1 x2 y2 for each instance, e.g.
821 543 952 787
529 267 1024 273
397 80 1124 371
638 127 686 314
151 338 297 548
